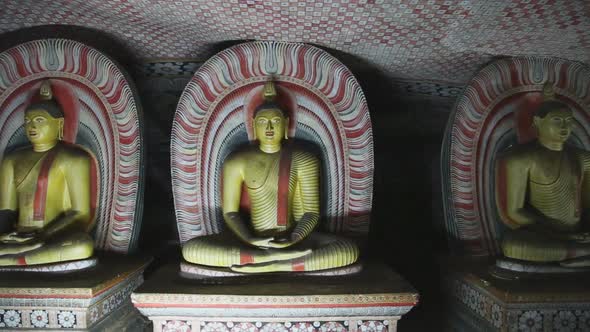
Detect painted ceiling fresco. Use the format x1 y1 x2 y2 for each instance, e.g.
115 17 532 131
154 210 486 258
0 0 589 84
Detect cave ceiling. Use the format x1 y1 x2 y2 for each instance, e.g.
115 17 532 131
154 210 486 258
1 0 589 91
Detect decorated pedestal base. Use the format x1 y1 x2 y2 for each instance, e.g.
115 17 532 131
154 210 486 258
443 258 590 331
0 254 150 330
132 263 418 332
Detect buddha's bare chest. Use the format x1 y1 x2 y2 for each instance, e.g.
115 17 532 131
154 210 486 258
529 152 580 185
13 152 48 185
243 155 280 189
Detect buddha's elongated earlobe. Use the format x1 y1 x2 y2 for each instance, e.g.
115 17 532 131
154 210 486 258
543 82 555 101
532 116 540 132
284 117 289 140
58 118 64 140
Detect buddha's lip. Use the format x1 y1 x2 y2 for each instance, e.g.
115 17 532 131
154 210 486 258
265 131 274 135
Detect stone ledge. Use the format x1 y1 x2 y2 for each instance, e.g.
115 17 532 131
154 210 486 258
132 262 417 331
442 256 590 331
0 254 151 330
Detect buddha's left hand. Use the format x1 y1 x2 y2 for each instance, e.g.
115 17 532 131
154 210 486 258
0 231 38 244
266 238 295 249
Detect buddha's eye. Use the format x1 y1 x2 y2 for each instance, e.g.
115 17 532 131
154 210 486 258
551 117 562 123
257 119 267 125
272 118 281 124
24 118 31 124
34 117 46 123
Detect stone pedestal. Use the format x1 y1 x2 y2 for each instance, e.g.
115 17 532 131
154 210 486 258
0 254 151 330
443 257 590 331
132 263 418 332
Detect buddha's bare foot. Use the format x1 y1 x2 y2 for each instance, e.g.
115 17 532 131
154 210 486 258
231 261 292 273
256 248 311 263
0 242 43 256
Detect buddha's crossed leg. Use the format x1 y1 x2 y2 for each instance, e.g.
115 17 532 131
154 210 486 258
232 233 359 273
183 232 359 273
182 233 312 268
502 230 590 267
0 232 94 266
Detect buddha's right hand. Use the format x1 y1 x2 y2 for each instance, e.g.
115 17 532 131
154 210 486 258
248 237 274 248
0 240 43 255
265 238 295 249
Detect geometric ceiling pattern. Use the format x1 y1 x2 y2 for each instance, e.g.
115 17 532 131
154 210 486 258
1 0 589 84
138 61 465 98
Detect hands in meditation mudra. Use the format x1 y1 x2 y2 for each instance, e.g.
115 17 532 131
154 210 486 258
0 81 95 266
497 85 590 267
182 82 359 273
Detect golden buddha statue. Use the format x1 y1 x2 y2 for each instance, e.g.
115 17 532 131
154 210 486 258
496 84 590 267
182 81 359 273
0 81 95 266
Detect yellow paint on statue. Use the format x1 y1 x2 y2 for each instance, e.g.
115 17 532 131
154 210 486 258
496 84 590 266
0 81 94 266
182 81 359 273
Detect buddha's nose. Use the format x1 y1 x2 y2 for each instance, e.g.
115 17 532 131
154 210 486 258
266 121 273 130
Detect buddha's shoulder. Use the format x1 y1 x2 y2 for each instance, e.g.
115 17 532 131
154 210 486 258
224 145 259 164
0 145 88 167
290 148 319 165
2 146 33 162
567 145 590 164
2 145 49 163
497 143 538 164
54 143 94 162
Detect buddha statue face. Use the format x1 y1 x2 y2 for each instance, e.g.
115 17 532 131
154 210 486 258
24 109 63 146
254 108 288 147
533 107 573 145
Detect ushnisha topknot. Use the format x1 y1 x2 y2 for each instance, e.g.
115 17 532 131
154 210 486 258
26 81 64 118
254 81 287 117
535 82 570 118
542 81 556 101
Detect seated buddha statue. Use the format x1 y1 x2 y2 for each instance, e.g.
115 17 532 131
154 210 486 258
182 81 359 273
0 81 95 266
496 86 590 267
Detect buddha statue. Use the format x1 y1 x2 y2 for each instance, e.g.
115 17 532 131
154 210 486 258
182 81 359 273
0 81 95 266
496 84 590 267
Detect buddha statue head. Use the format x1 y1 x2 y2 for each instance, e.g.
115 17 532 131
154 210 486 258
533 84 573 150
253 81 289 153
24 81 64 152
